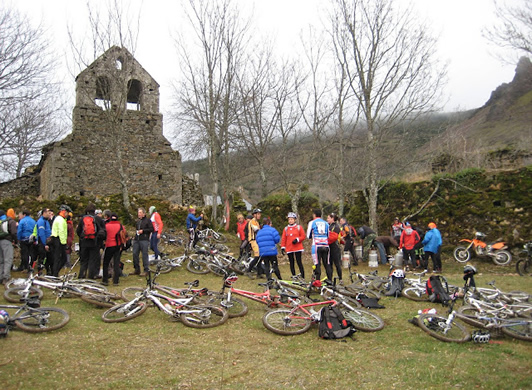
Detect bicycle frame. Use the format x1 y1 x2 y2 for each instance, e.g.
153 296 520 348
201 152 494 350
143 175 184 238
224 283 289 308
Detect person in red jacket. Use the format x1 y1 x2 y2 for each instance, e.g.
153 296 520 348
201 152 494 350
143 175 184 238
399 222 420 271
148 206 164 260
280 212 306 279
102 213 125 286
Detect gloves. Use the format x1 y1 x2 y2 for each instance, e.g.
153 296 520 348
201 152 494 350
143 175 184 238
281 248 286 256
292 239 298 244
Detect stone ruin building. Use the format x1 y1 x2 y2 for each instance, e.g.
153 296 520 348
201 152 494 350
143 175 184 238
0 46 201 205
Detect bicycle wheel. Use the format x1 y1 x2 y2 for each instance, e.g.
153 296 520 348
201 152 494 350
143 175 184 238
148 259 172 274
516 259 531 276
338 295 362 308
456 305 491 328
211 243 229 252
186 256 209 274
492 250 512 266
262 309 312 335
121 287 145 301
212 231 227 243
202 294 248 318
417 313 470 343
453 246 470 263
15 307 70 333
340 306 384 332
207 262 228 277
402 287 428 302
80 293 122 308
4 286 43 303
179 304 228 328
229 261 246 275
102 301 148 323
501 319 532 341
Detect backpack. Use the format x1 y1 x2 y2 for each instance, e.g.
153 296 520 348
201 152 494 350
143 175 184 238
115 224 128 248
348 224 357 239
426 275 451 305
0 220 9 239
82 215 98 240
384 275 405 297
318 305 357 340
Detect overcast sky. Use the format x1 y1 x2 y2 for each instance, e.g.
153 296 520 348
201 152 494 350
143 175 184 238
13 0 520 117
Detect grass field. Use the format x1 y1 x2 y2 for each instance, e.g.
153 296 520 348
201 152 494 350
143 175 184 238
1 247 531 390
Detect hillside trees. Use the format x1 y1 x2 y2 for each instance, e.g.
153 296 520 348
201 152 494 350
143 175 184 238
0 6 64 181
327 0 446 230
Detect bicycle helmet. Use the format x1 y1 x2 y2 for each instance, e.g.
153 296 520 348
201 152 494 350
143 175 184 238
252 208 262 214
390 269 405 278
59 204 72 213
463 265 477 275
287 212 297 219
224 274 238 286
471 330 491 343
0 310 9 323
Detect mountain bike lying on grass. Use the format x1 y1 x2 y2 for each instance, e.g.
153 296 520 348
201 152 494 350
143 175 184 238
4 262 117 306
415 267 532 342
0 298 69 334
103 267 228 328
202 274 305 319
262 283 384 336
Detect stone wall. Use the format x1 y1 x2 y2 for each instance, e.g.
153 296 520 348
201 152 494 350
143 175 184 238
0 172 40 199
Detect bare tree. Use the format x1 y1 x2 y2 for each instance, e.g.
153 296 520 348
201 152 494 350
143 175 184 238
232 45 280 199
67 0 141 213
484 0 532 62
296 26 337 210
0 99 66 180
172 0 250 225
0 5 63 182
327 0 446 231
268 60 307 215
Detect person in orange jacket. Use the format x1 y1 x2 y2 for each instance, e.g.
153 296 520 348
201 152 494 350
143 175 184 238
281 212 306 279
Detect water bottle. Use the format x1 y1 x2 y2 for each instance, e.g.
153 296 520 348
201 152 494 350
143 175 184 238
369 250 378 267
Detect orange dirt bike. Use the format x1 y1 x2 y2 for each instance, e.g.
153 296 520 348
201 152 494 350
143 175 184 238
453 232 512 266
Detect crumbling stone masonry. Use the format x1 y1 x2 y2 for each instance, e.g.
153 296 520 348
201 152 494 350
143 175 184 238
0 46 185 203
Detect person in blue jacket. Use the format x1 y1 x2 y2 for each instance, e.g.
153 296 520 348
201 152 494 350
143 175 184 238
256 217 282 280
16 210 36 271
422 222 442 273
186 206 203 250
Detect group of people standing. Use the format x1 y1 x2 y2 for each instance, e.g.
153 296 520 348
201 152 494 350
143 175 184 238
0 206 76 286
0 203 165 287
392 218 443 273
235 208 360 284
233 208 444 284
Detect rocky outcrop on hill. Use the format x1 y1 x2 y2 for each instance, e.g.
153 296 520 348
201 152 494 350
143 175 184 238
483 56 532 121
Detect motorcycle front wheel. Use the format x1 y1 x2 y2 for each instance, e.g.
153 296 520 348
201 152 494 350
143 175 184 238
491 250 512 266
453 246 470 263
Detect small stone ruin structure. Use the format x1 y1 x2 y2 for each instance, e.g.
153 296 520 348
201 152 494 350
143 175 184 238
0 46 187 203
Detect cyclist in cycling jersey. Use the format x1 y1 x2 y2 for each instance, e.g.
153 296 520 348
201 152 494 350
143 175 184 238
306 209 329 281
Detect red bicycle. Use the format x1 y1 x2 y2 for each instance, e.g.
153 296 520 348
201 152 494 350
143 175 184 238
203 274 304 318
262 285 385 335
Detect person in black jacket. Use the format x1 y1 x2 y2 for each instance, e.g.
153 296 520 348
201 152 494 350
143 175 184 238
76 204 106 279
132 208 154 276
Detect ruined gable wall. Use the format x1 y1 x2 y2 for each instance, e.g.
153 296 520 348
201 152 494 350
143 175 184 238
40 106 182 203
